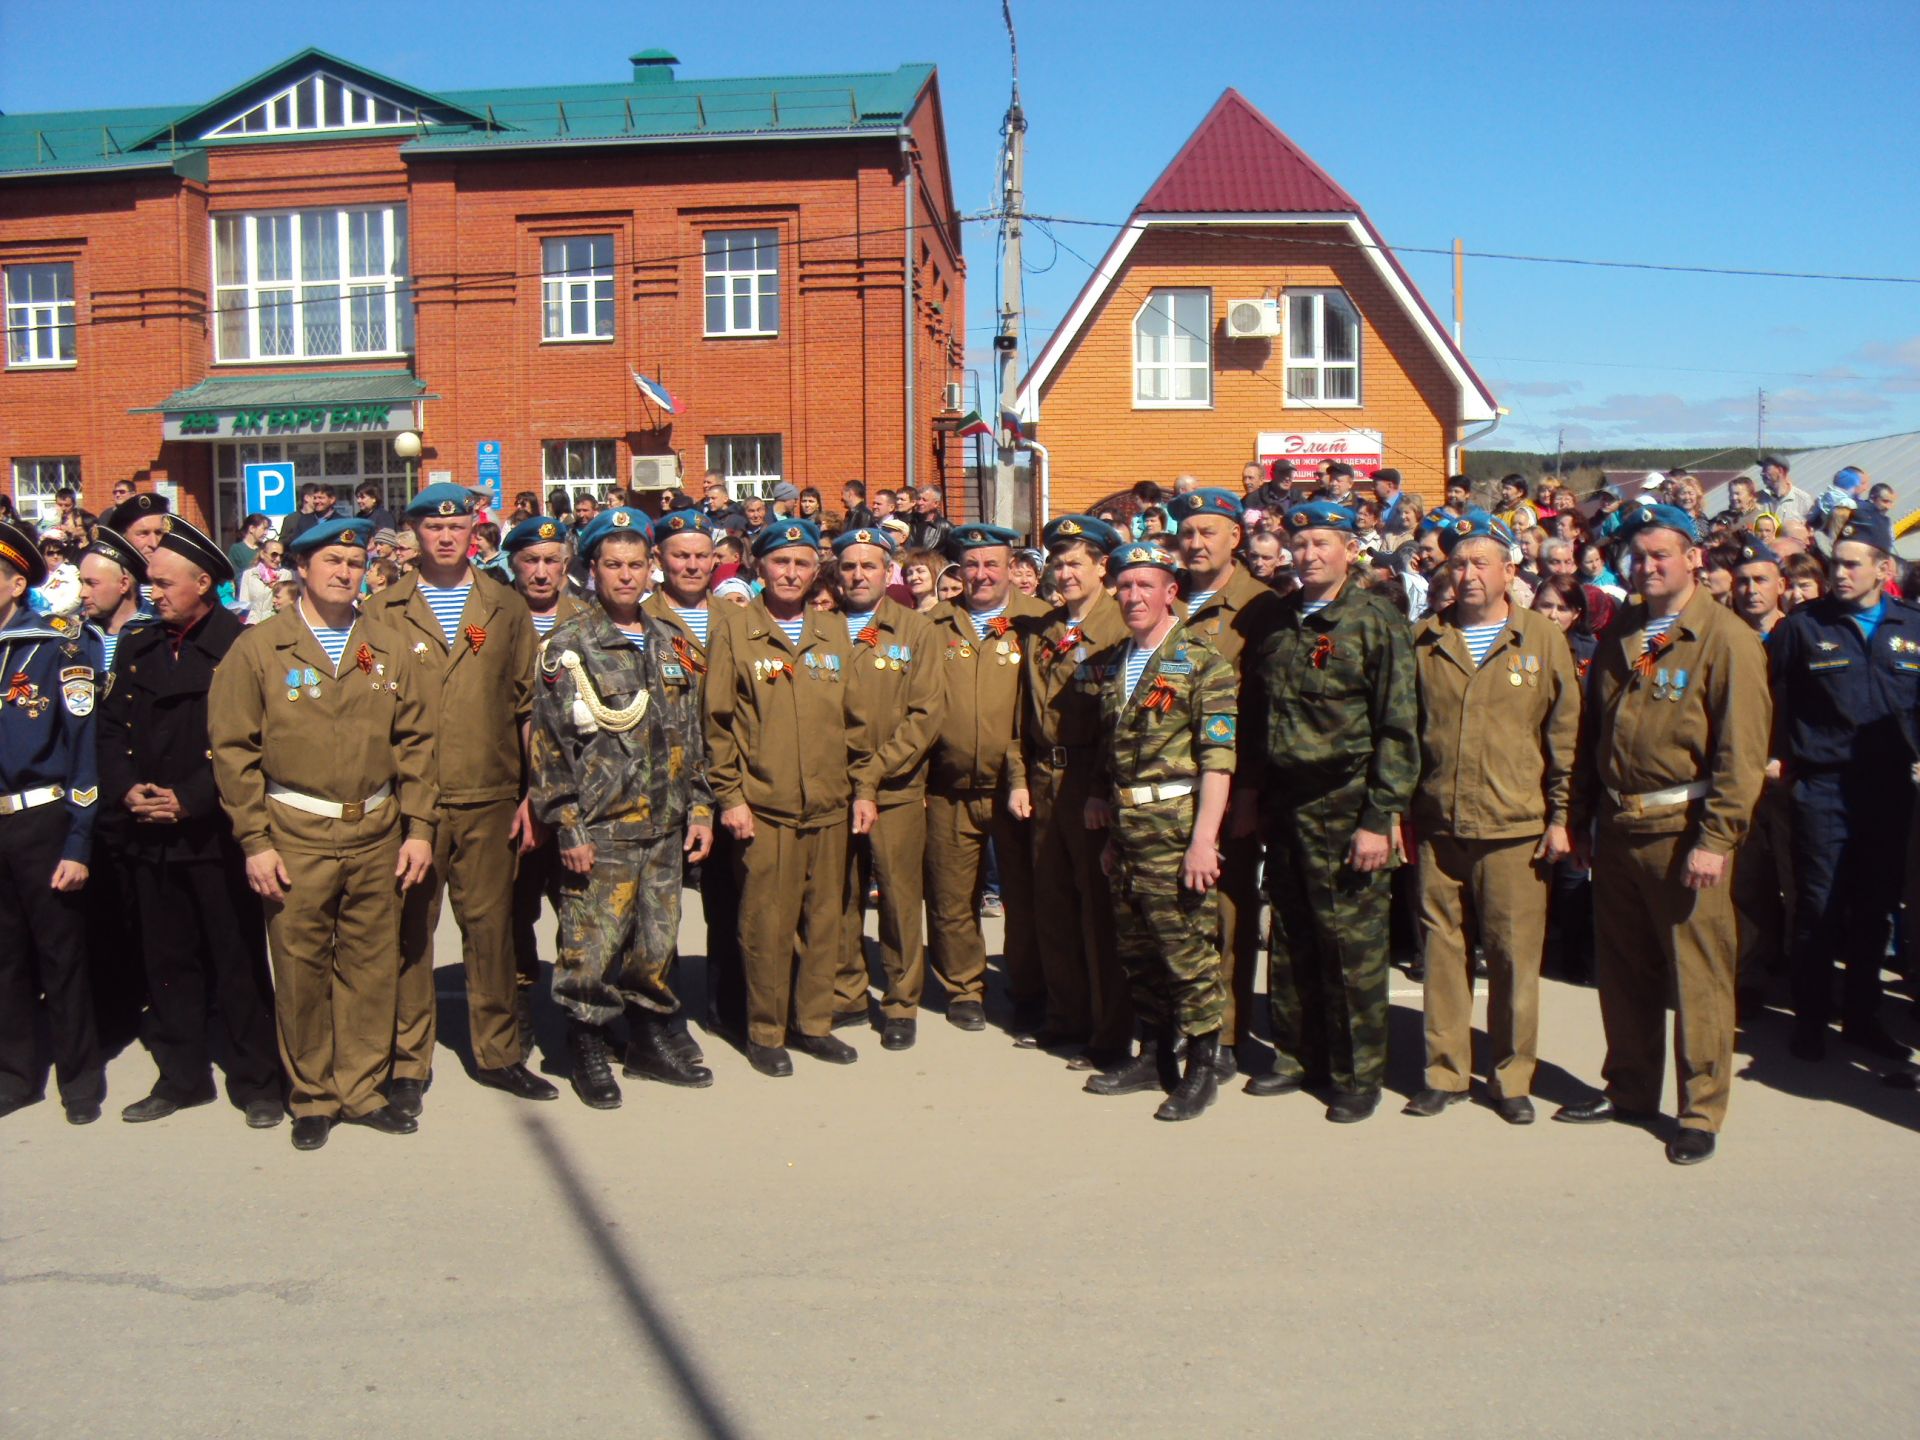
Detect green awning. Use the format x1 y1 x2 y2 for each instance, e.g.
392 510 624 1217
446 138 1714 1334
132 371 436 414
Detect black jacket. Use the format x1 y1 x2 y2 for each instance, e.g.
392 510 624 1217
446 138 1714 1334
97 606 248 861
907 513 952 556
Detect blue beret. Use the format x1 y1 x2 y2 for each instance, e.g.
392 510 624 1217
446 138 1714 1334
1415 513 1453 537
656 509 716 543
288 516 374 557
1041 514 1120 554
1836 508 1893 554
1282 501 1357 535
1734 535 1781 567
1616 503 1700 546
1166 488 1244 525
405 482 478 519
751 518 821 559
833 525 896 557
577 508 654 558
945 523 1019 557
1108 541 1181 577
503 516 567 554
1438 508 1517 554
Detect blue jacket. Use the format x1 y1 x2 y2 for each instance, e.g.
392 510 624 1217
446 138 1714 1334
1768 593 1920 775
0 609 103 862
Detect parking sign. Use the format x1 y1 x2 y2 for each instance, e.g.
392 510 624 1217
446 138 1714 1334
244 461 296 518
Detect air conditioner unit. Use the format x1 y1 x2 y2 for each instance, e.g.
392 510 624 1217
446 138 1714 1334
943 381 964 411
1225 297 1283 339
629 454 681 491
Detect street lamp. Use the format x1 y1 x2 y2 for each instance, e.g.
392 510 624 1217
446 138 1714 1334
394 430 422 499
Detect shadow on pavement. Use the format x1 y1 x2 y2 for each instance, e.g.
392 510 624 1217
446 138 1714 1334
1735 1001 1920 1136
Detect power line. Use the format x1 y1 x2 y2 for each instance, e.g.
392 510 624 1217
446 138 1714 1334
1474 353 1832 381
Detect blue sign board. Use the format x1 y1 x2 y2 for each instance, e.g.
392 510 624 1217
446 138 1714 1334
476 440 503 506
244 461 296 518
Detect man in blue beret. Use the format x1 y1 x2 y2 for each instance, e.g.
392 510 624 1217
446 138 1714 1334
925 522 1050 1033
371 484 556 1109
1555 501 1769 1163
1238 501 1417 1122
1170 487 1285 1078
1016 514 1130 1064
1765 505 1919 1071
210 515 438 1150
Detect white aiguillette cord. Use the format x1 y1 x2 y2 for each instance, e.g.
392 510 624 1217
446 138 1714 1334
557 649 648 732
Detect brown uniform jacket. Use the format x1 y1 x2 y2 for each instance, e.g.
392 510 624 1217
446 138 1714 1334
642 589 716 704
705 597 878 824
1575 585 1769 853
1181 564 1284 676
367 569 534 805
928 589 1051 793
1020 589 1128 779
1412 604 1581 840
209 604 437 857
844 596 943 808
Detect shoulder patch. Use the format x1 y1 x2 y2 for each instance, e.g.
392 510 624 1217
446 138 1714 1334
71 785 98 807
1202 715 1236 743
61 671 95 717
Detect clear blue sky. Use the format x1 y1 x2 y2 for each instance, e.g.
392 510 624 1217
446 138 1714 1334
8 0 1918 456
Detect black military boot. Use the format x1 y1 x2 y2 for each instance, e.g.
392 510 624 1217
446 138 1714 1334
1154 1031 1221 1122
1084 1027 1163 1096
623 1011 714 1089
567 1021 622 1110
515 984 538 1061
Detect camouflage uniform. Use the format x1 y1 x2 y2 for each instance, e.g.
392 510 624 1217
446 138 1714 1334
1092 624 1239 1035
529 605 713 1027
1242 584 1417 1093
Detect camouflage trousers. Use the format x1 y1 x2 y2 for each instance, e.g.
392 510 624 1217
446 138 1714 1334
1261 775 1391 1093
1110 798 1226 1037
554 833 684 1026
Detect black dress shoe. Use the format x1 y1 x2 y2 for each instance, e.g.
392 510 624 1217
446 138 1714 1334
291 1115 332 1150
881 1018 916 1051
791 1031 859 1065
1013 1026 1082 1051
567 1023 623 1109
64 1101 103 1126
244 1098 285 1129
1666 1128 1716 1165
748 1043 793 1077
1553 1095 1617 1124
1245 1070 1323 1097
386 1077 426 1118
1493 1095 1536 1125
476 1062 561 1101
1325 1090 1381 1124
946 1000 986 1032
830 1007 871 1031
1401 1087 1468 1118
121 1091 216 1124
1841 1022 1913 1062
342 1104 417 1135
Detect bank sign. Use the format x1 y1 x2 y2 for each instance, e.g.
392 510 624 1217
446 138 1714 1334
1256 428 1384 474
163 402 412 442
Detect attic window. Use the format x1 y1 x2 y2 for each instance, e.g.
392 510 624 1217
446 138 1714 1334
1133 288 1211 408
1284 288 1360 406
206 73 419 138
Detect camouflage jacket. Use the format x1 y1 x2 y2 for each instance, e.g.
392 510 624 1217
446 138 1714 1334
529 604 713 850
1241 582 1417 831
1091 621 1239 795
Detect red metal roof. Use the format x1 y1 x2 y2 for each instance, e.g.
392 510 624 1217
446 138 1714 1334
1137 88 1358 215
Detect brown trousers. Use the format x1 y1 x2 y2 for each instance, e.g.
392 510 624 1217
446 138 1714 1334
394 799 522 1076
1029 766 1129 1052
1215 833 1263 1048
924 790 1038 1006
1417 833 1548 1097
837 798 929 1019
1593 823 1738 1133
737 815 847 1047
268 839 404 1119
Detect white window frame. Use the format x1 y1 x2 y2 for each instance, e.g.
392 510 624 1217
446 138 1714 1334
204 72 420 138
5 263 77 368
1284 288 1361 408
11 457 80 527
212 206 411 364
543 440 620 502
541 236 615 342
703 230 781 338
705 434 783 498
1132 288 1211 409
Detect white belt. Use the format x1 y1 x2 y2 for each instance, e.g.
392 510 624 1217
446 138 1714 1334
1116 782 1195 806
1606 780 1708 816
0 784 63 817
268 781 391 822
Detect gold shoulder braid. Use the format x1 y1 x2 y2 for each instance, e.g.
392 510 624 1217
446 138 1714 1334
559 649 649 732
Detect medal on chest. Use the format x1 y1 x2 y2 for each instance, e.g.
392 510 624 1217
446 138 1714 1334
5 670 51 717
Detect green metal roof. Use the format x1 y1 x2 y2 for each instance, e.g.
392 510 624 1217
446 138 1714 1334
132 371 436 413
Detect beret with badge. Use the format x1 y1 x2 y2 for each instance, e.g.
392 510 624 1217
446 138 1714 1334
832 525 897 557
1283 500 1358 535
288 515 375 558
1437 507 1518 554
1835 507 1893 555
1040 514 1121 554
1166 488 1245 526
1108 540 1182 578
577 507 656 559
656 509 718 544
1614 502 1701 546
404 481 479 519
503 515 568 555
750 517 820 559
944 523 1020 559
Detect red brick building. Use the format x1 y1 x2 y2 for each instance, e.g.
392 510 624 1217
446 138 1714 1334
0 47 965 540
1015 90 1497 512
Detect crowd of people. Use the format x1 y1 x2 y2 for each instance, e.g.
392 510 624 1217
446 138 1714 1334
2 449 1914 1163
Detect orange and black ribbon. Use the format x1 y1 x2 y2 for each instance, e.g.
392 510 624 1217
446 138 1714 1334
987 615 1014 638
5 670 33 705
1310 635 1336 670
465 624 487 654
1141 675 1178 712
1053 625 1082 656
671 635 707 675
355 644 375 674
1633 630 1673 678
857 625 881 649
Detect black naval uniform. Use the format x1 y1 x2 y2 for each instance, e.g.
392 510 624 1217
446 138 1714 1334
83 613 158 1052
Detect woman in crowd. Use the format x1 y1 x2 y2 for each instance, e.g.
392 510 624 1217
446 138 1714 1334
901 547 941 612
935 564 964 604
1009 548 1043 597
239 538 289 622
1533 574 1596 985
1781 550 1827 609
797 487 825 524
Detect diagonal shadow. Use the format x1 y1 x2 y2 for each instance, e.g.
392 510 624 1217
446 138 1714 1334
517 1112 749 1440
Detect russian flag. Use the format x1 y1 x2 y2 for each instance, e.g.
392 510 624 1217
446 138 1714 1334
632 370 681 415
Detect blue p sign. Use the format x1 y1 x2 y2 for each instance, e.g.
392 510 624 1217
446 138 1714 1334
245 462 296 518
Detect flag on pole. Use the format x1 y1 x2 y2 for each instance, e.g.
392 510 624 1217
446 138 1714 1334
999 406 1027 448
631 370 681 415
953 409 992 438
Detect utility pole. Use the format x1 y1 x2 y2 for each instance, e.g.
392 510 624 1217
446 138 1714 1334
1756 387 1767 456
1451 237 1464 345
1554 427 1564 478
991 1 1024 532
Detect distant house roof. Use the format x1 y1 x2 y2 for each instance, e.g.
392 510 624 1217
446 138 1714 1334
1701 431 1920 558
132 371 436 413
1016 88 1496 427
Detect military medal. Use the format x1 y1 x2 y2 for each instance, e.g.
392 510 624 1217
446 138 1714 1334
6 670 50 716
1652 667 1670 701
284 666 302 701
1507 656 1523 687
1669 668 1689 702
1524 654 1540 688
